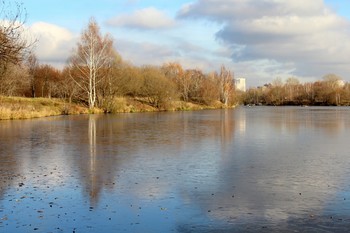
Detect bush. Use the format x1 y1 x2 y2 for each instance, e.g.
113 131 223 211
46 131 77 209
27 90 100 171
103 97 128 113
140 66 178 110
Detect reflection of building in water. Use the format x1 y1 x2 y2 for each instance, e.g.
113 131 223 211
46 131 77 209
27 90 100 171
237 109 246 134
235 78 246 92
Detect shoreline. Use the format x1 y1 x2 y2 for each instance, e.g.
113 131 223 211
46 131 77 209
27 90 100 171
0 96 233 120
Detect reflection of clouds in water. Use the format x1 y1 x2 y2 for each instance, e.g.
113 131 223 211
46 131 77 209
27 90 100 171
0 118 75 197
175 107 350 228
93 107 350 227
1 108 350 232
92 110 237 202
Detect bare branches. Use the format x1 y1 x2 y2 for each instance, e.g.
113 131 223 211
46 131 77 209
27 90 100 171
68 18 116 109
0 0 34 65
218 65 234 106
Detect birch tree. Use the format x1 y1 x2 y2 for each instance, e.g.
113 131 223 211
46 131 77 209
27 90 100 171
68 18 115 109
218 65 234 106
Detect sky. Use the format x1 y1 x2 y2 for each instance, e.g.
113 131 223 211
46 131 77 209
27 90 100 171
10 0 350 87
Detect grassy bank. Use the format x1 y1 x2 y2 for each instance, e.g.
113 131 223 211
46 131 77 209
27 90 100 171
0 96 232 120
0 96 90 120
103 97 226 113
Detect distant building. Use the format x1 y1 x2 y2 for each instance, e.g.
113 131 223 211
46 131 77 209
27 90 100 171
337 80 345 87
235 78 246 92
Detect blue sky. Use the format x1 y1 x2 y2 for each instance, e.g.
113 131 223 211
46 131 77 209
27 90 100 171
327 0 350 18
16 0 350 87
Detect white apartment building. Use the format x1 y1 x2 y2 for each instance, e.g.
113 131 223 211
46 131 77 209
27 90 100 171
235 78 246 92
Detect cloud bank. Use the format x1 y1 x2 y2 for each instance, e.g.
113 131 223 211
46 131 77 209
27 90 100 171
178 0 350 81
24 0 350 87
29 22 77 67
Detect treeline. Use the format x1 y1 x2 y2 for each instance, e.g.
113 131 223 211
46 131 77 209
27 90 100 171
243 76 350 106
0 60 239 111
2 2 350 112
1 11 238 112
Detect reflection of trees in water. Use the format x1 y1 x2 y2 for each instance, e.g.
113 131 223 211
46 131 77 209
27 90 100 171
0 122 20 199
101 110 236 155
175 107 350 231
0 110 238 209
72 107 350 219
220 109 237 155
71 110 237 206
69 115 117 207
88 115 98 205
0 116 110 207
265 107 349 135
1 108 350 231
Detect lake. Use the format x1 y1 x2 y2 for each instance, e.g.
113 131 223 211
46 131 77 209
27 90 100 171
1 106 350 232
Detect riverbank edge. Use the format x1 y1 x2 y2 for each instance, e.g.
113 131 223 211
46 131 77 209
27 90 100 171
0 96 235 120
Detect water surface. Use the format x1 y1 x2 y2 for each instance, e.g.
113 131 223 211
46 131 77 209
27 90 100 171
1 107 350 232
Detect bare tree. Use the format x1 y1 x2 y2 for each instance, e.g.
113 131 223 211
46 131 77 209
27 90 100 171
285 77 299 100
26 51 38 97
0 62 29 96
35 64 61 98
184 69 204 102
218 65 234 106
0 1 35 95
323 74 343 105
162 62 190 101
68 18 115 109
59 67 79 103
0 1 33 66
198 72 220 105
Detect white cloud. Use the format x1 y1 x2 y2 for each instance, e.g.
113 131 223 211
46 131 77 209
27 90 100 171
116 37 234 72
178 0 350 84
107 7 176 30
29 22 77 67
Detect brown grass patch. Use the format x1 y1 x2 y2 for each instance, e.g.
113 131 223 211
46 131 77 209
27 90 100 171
0 96 90 120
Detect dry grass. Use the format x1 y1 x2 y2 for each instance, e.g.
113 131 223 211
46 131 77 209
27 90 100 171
107 98 225 113
0 96 90 120
104 97 159 113
170 100 228 111
0 96 234 120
